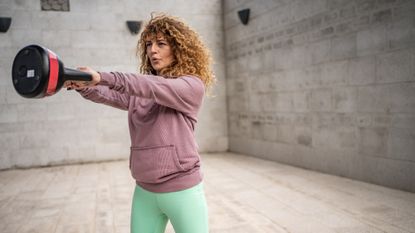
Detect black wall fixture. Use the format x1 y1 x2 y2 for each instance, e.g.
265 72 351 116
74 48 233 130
238 8 250 25
0 17 12 33
126 21 142 35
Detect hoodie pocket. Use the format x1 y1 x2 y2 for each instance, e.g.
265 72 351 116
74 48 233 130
130 145 184 184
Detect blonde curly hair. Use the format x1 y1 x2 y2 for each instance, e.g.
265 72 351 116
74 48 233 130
137 13 215 94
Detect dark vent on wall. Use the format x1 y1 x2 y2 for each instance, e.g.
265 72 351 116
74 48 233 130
41 0 70 11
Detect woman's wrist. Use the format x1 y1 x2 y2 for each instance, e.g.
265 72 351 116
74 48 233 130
95 72 102 86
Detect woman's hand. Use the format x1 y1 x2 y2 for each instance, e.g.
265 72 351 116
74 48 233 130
64 66 101 90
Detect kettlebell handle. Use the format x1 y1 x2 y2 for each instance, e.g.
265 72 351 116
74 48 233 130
63 68 92 82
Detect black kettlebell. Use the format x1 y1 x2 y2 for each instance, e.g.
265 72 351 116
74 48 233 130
12 44 92 98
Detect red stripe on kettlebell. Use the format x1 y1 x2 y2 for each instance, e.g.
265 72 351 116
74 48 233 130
46 50 59 96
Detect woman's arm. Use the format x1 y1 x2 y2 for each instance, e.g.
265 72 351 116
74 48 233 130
66 67 205 115
76 86 130 111
98 72 205 116
65 67 129 110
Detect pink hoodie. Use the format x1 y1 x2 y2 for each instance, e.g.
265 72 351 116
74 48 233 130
77 72 205 192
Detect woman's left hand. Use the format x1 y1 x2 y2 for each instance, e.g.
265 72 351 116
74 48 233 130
64 66 101 90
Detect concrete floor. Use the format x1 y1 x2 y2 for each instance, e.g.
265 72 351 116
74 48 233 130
0 152 414 233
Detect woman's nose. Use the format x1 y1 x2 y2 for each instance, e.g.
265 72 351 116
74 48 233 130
149 44 158 54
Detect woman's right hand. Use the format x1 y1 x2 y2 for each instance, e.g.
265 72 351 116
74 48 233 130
64 66 101 90
64 80 85 90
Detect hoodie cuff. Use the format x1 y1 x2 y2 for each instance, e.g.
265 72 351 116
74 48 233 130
98 72 115 87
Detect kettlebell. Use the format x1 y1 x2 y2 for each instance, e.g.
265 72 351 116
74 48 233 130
12 44 92 98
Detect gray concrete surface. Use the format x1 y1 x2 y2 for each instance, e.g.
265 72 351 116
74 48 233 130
1 152 414 233
225 0 415 192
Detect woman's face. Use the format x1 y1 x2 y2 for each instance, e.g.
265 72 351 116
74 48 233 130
145 33 174 74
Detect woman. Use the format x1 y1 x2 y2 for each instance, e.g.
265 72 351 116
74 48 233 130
66 14 214 233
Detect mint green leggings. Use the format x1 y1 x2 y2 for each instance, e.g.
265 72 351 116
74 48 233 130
131 183 208 233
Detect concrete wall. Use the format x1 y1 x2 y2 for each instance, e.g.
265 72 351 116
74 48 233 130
0 0 227 169
224 0 415 192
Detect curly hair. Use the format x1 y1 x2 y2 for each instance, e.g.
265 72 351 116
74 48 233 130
137 13 215 94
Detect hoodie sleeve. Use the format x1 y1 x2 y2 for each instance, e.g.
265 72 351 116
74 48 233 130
76 85 130 111
98 72 205 116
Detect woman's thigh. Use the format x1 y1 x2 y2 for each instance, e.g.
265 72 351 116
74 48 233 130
131 185 168 233
157 183 209 233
